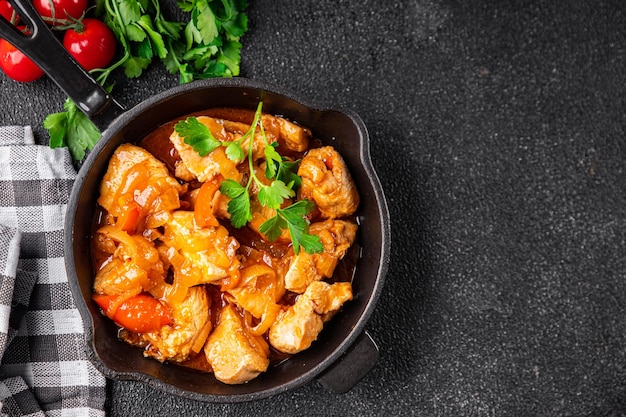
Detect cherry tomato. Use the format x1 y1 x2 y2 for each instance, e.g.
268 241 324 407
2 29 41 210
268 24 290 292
33 0 87 25
93 293 173 333
0 37 44 82
63 18 116 71
0 0 19 24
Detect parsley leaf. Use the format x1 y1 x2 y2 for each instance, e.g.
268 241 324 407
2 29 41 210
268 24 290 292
44 113 69 149
279 199 317 222
46 98 101 161
125 23 146 42
258 180 295 209
259 200 324 255
124 56 150 77
220 178 247 199
136 15 168 59
194 0 219 44
225 141 245 161
264 142 282 179
257 214 285 242
216 39 242 75
118 0 141 25
276 159 302 189
261 127 302 190
289 225 325 255
220 179 251 228
221 9 248 39
278 200 324 254
174 117 221 156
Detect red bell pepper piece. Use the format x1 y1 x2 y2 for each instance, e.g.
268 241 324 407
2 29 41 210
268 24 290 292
93 293 172 333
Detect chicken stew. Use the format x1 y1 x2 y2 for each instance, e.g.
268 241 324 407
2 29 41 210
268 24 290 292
90 103 360 385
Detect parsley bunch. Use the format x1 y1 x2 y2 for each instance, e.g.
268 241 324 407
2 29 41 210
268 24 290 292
46 0 248 161
174 103 325 255
97 0 247 83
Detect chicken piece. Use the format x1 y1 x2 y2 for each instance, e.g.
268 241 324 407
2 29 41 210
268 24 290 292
170 116 242 183
93 226 165 295
225 264 284 336
160 211 240 290
204 108 311 153
138 286 211 363
227 265 283 317
284 219 358 293
94 258 149 296
174 159 196 182
269 281 352 354
217 119 266 161
298 146 359 219
241 114 310 153
98 143 184 228
204 304 270 384
211 190 231 220
271 115 310 152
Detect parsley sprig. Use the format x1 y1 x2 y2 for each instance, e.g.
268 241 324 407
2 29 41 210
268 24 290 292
174 103 324 255
45 98 102 161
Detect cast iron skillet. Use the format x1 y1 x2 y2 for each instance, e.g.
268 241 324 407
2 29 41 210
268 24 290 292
0 0 391 402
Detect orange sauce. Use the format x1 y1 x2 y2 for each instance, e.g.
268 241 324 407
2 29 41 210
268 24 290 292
91 108 358 374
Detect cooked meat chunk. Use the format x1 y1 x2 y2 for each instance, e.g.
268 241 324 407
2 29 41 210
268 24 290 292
204 108 311 153
298 146 359 219
269 281 352 354
225 264 284 336
284 219 357 293
170 116 242 183
204 304 270 384
97 143 184 230
216 119 266 161
160 211 240 290
270 115 310 152
93 226 165 295
140 286 211 363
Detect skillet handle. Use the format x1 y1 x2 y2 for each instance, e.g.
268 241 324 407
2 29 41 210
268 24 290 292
0 0 124 127
316 331 380 394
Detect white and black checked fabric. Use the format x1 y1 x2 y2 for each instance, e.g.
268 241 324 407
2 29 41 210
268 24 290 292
0 126 106 416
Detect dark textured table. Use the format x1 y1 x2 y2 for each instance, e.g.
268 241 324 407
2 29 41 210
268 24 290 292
3 0 626 415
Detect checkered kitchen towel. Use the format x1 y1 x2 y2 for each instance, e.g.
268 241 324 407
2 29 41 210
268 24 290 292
0 126 105 416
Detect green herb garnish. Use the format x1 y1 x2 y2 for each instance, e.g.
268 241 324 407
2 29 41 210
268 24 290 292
175 102 324 255
44 98 101 161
